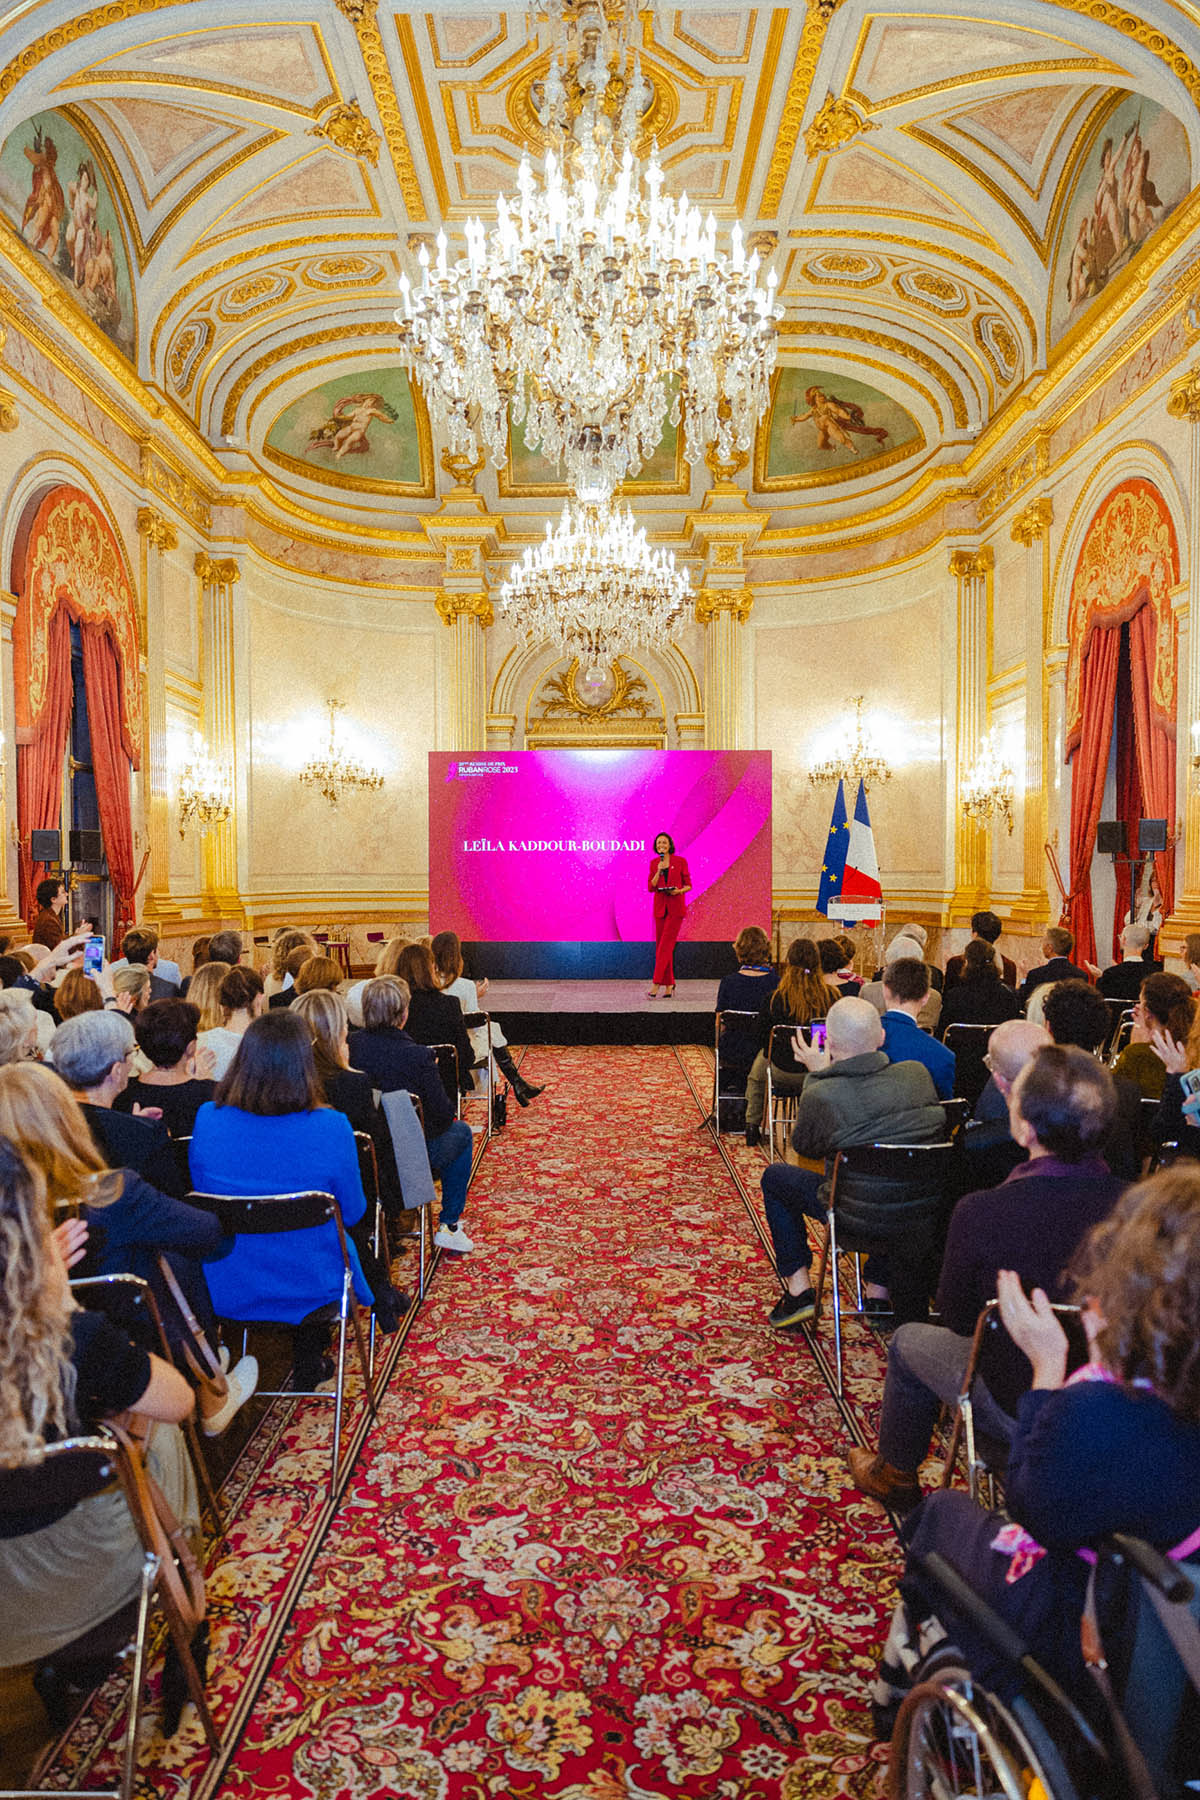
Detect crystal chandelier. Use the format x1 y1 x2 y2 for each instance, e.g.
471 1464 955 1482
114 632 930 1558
961 730 1015 833
299 702 385 807
395 3 780 499
809 697 892 791
499 500 690 673
174 734 232 838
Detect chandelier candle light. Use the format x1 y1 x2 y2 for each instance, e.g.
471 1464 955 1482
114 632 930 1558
809 697 893 792
961 729 1016 833
299 702 385 807
499 500 690 675
395 6 780 498
175 734 232 838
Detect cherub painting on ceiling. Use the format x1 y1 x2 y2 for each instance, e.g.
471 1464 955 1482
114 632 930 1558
0 110 134 358
305 392 399 459
756 367 921 489
1051 95 1189 346
264 367 425 492
790 385 891 457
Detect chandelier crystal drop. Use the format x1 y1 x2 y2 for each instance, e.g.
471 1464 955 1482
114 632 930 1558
299 702 385 807
499 501 690 672
175 734 232 838
808 697 893 791
961 730 1016 833
395 7 780 499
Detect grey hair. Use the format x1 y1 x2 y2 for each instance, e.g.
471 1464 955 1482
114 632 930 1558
51 1009 136 1088
0 991 36 1067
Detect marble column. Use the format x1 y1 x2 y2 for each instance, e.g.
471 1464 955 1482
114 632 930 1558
687 470 766 750
1011 498 1053 925
137 507 179 924
424 459 499 754
1167 367 1200 938
949 546 993 913
194 553 240 918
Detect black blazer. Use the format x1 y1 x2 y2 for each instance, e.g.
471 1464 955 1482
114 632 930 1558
347 1027 455 1140
936 979 1022 1037
81 1101 184 1198
321 1064 400 1204
1017 957 1090 1008
403 989 474 1098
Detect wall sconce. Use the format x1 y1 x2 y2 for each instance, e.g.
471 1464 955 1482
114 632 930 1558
961 729 1016 834
1191 720 1200 774
174 733 232 837
299 701 385 807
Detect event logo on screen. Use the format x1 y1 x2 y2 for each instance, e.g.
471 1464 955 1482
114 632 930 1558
429 749 771 943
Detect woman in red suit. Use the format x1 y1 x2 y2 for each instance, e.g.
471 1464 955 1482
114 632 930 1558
647 832 692 998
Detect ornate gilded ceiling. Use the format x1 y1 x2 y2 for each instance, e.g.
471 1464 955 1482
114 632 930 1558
0 0 1197 531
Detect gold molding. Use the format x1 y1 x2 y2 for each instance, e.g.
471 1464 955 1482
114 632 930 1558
805 90 874 159
1167 366 1200 425
949 547 993 579
136 507 177 553
0 387 17 432
339 0 424 217
436 590 494 629
777 318 970 430
309 100 380 166
695 588 754 625
760 1 842 217
1011 498 1054 546
194 554 240 586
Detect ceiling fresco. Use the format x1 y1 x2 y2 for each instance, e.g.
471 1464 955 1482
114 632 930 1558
0 0 1195 521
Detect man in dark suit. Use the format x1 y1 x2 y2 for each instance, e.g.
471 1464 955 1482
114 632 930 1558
1098 923 1154 1002
944 910 1017 991
1016 925 1089 1009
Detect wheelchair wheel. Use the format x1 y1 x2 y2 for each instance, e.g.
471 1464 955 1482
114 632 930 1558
889 1665 1073 1799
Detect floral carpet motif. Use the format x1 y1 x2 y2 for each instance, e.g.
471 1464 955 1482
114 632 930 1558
206 1045 901 1799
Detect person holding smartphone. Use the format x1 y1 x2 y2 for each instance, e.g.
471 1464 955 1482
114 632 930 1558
743 938 840 1148
646 832 692 999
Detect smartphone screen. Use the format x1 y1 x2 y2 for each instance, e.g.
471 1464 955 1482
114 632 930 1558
809 1021 827 1050
82 935 104 976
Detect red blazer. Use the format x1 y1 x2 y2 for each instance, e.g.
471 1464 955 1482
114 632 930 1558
648 853 691 922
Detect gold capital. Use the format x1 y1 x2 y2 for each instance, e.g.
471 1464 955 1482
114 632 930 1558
0 386 17 432
1167 366 1200 423
695 589 754 626
949 548 993 579
333 0 377 20
805 91 874 159
436 590 494 629
136 507 177 553
1010 497 1054 546
194 553 239 586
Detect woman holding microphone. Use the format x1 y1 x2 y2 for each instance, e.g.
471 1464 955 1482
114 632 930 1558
647 831 691 999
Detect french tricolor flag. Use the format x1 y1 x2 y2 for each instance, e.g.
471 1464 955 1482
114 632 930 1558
817 778 883 924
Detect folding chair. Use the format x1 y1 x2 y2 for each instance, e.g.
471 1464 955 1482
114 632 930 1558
708 1010 759 1134
185 1190 377 1496
939 1096 972 1141
68 1271 226 1545
426 1041 462 1119
460 1010 494 1144
942 1023 994 1110
812 1141 959 1395
0 1431 217 1800
1102 997 1134 1061
765 1022 805 1163
938 1297 1083 1504
380 1088 439 1300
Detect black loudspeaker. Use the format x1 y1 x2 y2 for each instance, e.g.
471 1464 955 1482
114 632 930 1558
69 829 104 862
1139 818 1168 853
1097 821 1125 855
30 829 61 862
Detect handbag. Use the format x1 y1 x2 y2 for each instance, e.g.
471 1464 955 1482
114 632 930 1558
491 1083 509 1130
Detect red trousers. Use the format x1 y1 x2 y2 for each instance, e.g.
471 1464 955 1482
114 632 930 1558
653 910 683 985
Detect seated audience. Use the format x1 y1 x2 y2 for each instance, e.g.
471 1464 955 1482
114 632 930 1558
0 1137 202 1681
832 934 864 992
262 928 316 999
944 910 1017 991
348 976 475 1253
955 1018 1049 1193
116 926 180 1000
744 938 839 1148
395 942 474 1103
206 930 242 968
294 955 346 998
189 1010 406 1381
375 937 415 977
197 965 265 1080
0 989 38 1065
108 965 150 1017
817 937 860 998
0 1060 256 1433
267 943 312 1009
936 940 1021 1038
1111 970 1194 1099
862 935 941 1033
1147 1008 1200 1154
113 998 217 1137
291 987 400 1210
876 958 956 1099
870 1166 1200 1724
54 967 103 1022
1042 979 1141 1178
431 929 542 1106
53 1010 182 1197
901 922 943 993
714 925 778 1120
846 1044 1126 1509
188 960 231 1035
758 996 945 1329
1097 922 1155 1001
1016 924 1089 1009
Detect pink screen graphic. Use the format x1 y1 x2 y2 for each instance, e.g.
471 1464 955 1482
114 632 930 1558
429 750 772 942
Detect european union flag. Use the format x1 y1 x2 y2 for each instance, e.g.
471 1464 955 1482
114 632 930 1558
816 778 849 918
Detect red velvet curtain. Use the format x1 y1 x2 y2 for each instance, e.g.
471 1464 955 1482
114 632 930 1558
1112 631 1143 962
80 626 137 948
1067 626 1121 967
17 605 74 924
1127 602 1177 925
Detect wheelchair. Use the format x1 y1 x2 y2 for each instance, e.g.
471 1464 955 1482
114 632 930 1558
888 1535 1200 1799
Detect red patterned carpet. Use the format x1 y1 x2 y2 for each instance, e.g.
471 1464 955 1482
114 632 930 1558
39 1044 902 1798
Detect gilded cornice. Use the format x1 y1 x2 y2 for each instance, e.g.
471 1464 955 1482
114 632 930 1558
973 439 1050 523
1167 366 1200 424
140 445 214 533
136 508 178 553
334 0 424 217
436 590 494 629
760 0 844 217
1011 498 1054 546
194 554 240 586
695 589 754 625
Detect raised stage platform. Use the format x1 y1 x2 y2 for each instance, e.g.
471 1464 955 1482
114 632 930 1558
489 978 719 1045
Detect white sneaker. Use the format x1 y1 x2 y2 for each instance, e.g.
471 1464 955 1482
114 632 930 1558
201 1354 259 1436
434 1223 475 1253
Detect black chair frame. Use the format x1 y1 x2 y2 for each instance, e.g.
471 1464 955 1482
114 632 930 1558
710 1009 760 1135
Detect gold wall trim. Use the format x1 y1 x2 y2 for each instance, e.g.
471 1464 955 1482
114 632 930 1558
777 317 970 428
342 1 425 218
759 4 839 219
394 13 447 217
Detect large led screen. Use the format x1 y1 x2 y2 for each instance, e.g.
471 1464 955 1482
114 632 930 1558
428 750 772 943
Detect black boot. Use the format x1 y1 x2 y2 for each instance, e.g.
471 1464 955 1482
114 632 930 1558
161 1618 209 1738
494 1048 543 1105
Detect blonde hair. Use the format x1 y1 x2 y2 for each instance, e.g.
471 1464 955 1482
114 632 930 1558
0 991 38 1066
291 988 348 1079
0 1062 116 1211
112 966 150 1003
374 937 413 977
0 1141 75 1468
189 961 231 1032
